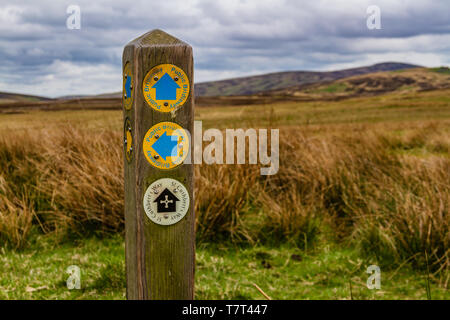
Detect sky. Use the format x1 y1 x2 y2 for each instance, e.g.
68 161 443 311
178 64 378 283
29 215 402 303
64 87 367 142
0 0 449 98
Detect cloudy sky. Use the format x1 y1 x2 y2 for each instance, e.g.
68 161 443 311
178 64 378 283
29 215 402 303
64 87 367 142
0 0 449 97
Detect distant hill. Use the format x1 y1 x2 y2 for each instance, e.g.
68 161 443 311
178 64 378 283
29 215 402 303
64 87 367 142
195 62 420 97
0 92 51 104
58 95 88 100
260 67 450 100
196 67 450 106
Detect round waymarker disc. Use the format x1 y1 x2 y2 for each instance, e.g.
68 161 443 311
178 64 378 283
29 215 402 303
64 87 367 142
143 178 190 226
142 121 189 170
142 64 190 112
123 62 133 110
124 118 133 162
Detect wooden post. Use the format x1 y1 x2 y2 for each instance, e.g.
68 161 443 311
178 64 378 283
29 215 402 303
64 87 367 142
122 29 195 300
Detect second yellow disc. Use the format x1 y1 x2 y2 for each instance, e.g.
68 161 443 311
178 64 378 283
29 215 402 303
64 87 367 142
143 122 190 170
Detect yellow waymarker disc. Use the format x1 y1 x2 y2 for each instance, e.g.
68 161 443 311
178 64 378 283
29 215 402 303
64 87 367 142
123 62 133 110
142 64 190 112
143 122 190 170
124 118 133 163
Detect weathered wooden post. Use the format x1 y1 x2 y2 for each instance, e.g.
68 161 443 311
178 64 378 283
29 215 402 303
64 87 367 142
122 29 195 299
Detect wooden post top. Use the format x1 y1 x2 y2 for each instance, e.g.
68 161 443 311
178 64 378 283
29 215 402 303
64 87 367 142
125 29 191 48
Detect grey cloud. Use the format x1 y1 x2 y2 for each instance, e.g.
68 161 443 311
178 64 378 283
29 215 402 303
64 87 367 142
0 0 448 97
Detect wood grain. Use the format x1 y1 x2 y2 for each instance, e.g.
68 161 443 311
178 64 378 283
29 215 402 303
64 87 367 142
123 29 195 300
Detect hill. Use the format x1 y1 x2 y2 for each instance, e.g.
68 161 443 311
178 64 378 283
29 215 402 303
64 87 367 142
197 67 450 106
260 67 450 101
0 92 51 104
195 62 420 97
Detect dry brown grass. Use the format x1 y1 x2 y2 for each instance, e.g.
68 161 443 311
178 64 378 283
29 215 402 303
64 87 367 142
37 127 123 234
0 121 448 274
0 187 35 249
195 164 259 243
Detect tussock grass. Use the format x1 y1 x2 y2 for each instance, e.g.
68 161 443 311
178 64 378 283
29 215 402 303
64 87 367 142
0 191 35 249
37 127 123 235
0 120 448 278
195 164 259 243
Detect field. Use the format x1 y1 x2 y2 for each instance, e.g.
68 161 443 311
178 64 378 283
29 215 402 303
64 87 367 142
0 84 449 299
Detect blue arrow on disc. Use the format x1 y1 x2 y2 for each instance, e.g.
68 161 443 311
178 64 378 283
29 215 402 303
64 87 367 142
152 73 180 100
151 131 178 160
125 76 131 98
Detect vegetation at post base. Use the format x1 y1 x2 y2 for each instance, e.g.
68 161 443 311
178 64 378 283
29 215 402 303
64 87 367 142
0 69 449 299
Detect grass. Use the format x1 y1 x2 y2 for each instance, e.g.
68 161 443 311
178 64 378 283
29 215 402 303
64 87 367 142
0 234 448 300
309 82 348 94
429 67 450 75
196 89 450 129
0 87 449 299
0 234 125 299
1 88 449 131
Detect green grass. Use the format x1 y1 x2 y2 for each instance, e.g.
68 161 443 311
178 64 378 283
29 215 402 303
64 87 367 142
429 67 450 75
0 234 126 299
309 82 348 94
0 234 447 300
